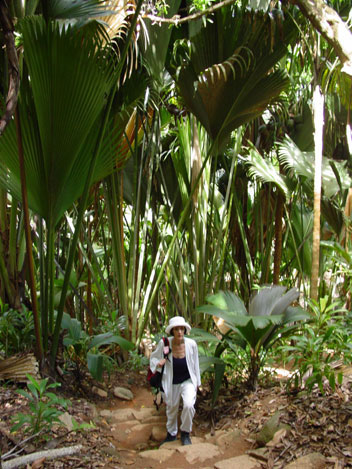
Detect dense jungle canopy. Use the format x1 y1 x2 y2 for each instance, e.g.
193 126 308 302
0 0 351 398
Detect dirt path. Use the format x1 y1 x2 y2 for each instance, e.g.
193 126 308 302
90 372 352 469
2 369 351 468
96 386 253 469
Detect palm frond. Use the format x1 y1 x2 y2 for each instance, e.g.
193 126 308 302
169 5 299 146
0 16 117 227
48 0 114 20
138 0 182 86
246 145 289 198
278 136 352 198
248 285 287 317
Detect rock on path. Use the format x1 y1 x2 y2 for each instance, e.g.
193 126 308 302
98 405 326 468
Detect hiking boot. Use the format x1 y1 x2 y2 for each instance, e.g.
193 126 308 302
181 431 192 445
160 432 177 445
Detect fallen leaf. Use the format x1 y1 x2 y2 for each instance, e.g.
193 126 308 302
31 457 46 468
266 428 287 447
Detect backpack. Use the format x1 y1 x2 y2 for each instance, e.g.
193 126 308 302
147 337 170 409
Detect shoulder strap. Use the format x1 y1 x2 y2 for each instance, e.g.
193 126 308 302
161 337 170 358
162 336 169 347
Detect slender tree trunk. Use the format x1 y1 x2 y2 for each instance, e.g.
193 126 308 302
273 190 284 285
291 0 352 76
310 85 324 301
0 2 20 136
87 221 93 335
191 118 202 308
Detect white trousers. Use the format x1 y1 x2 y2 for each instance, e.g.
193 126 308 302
166 379 197 436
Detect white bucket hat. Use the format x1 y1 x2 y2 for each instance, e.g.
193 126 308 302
165 316 191 335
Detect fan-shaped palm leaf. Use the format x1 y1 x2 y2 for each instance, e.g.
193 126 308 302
0 17 117 228
246 145 289 198
286 203 313 277
278 135 352 198
197 286 309 388
48 0 114 20
169 6 299 147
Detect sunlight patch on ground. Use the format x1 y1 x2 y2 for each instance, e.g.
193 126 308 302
263 366 295 378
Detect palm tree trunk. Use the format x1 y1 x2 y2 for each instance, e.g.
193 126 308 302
310 85 324 301
0 2 20 136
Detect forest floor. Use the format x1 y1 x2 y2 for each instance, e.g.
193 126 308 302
1 365 352 468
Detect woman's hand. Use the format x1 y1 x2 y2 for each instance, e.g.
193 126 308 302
158 358 166 367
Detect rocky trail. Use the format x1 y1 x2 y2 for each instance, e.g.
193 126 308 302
82 374 351 469
98 387 255 469
1 369 352 468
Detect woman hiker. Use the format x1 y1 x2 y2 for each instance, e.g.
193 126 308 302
149 316 201 446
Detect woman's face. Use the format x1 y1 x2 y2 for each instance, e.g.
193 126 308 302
172 326 185 340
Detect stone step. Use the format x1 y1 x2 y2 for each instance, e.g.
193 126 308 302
102 405 328 469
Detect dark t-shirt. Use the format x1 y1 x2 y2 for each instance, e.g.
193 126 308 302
172 356 191 384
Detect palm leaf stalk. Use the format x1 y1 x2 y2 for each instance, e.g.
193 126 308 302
104 172 128 322
246 145 290 284
126 115 163 342
0 1 20 136
65 211 114 311
15 108 43 360
156 119 208 320
8 198 19 284
51 0 145 365
161 117 239 329
101 99 157 342
285 205 307 295
0 191 22 307
212 150 237 293
273 188 285 284
157 166 192 315
232 191 255 286
131 125 155 342
172 117 213 311
104 123 158 342
137 131 220 344
0 234 15 304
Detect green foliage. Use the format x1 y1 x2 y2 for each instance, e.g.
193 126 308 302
198 285 310 390
61 313 134 381
124 349 149 372
0 303 35 356
168 4 298 148
190 0 216 12
0 16 117 226
281 297 352 394
278 136 352 199
70 417 96 432
11 375 69 440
